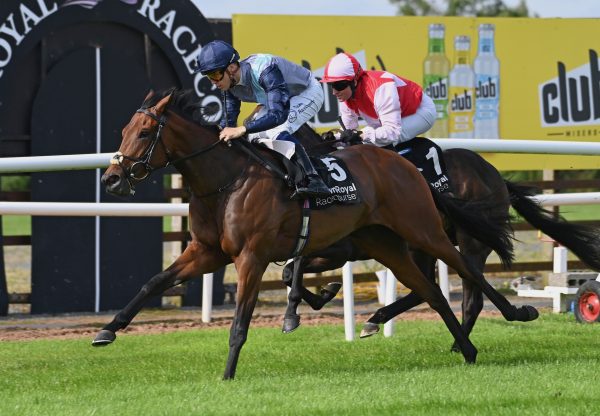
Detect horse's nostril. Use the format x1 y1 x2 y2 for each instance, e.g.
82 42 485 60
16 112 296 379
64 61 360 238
102 174 121 188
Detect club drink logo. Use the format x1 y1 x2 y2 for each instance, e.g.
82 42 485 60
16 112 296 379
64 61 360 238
539 49 600 127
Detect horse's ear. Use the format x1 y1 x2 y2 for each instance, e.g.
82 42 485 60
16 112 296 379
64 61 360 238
144 90 154 101
154 94 171 114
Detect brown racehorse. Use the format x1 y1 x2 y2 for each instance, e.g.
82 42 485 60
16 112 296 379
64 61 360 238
93 89 537 380
285 127 600 345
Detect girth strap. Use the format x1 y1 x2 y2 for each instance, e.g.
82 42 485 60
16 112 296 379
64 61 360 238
291 199 311 257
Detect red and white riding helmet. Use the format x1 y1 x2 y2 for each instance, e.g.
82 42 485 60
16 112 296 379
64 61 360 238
320 53 363 83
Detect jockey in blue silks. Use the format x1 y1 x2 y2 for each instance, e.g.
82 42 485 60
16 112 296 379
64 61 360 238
196 40 331 199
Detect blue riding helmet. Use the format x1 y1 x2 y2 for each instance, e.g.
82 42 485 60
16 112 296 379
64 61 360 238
196 40 240 75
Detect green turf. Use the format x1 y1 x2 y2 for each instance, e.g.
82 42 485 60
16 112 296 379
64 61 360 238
559 204 600 221
1 313 599 415
1 215 30 236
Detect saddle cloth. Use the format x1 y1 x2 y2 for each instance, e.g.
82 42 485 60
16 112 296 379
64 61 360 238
393 137 452 194
311 155 362 209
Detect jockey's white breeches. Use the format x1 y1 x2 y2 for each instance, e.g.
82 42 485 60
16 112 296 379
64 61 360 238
247 77 324 141
399 92 437 141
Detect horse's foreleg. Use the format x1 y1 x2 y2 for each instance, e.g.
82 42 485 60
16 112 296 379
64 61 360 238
281 240 355 311
223 252 266 380
282 257 304 333
449 279 483 353
281 254 345 311
92 242 227 346
450 245 489 352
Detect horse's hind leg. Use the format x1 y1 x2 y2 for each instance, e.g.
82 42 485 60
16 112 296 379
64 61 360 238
360 293 424 338
418 235 538 323
361 249 433 337
92 241 228 346
351 228 477 364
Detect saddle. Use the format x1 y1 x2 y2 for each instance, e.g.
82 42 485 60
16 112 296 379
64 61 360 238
234 139 361 208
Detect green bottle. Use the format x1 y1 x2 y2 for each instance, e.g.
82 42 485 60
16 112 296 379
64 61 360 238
423 23 450 138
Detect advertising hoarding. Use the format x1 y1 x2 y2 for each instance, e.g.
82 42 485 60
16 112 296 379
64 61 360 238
233 15 600 170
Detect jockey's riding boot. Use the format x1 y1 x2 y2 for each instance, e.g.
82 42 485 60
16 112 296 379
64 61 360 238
290 144 331 200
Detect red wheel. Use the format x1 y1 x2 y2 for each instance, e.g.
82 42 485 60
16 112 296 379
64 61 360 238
574 280 600 323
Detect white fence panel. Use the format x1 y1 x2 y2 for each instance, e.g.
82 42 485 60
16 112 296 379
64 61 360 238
1 139 600 174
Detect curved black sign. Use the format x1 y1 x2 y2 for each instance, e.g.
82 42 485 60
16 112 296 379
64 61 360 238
0 0 220 116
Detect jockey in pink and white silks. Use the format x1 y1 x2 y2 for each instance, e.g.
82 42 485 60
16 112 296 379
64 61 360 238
321 52 437 146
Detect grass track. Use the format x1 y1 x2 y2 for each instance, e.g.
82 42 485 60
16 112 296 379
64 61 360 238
1 313 599 415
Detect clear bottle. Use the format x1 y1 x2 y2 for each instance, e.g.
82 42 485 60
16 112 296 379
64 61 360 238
474 23 500 139
423 23 450 138
448 35 476 138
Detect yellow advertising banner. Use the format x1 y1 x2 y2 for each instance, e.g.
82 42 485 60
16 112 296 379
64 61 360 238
232 15 600 170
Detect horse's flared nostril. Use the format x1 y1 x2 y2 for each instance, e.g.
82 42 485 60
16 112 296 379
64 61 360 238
101 172 132 196
102 173 121 189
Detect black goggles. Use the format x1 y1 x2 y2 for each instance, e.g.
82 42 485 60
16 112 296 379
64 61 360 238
331 80 351 91
203 68 226 82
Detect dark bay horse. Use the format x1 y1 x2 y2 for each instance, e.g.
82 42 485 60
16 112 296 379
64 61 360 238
286 126 600 345
94 89 537 379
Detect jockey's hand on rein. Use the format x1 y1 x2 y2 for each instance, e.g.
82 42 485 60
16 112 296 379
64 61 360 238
340 129 363 145
321 131 337 142
219 126 247 142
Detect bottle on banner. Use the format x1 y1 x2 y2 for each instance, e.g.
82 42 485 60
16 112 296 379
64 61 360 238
423 23 450 138
474 23 500 139
449 35 475 138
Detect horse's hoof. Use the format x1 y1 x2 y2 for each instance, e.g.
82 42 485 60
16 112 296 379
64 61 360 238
92 330 116 346
516 305 539 322
523 305 539 321
359 322 380 338
320 282 342 301
450 342 461 353
465 356 477 365
463 346 478 364
282 315 300 333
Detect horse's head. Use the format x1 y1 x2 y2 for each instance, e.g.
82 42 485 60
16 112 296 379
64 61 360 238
102 91 173 196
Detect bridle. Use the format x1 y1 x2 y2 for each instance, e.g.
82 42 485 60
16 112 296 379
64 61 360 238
110 108 171 195
110 105 248 197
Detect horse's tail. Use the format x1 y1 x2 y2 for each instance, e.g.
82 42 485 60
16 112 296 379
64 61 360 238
430 187 514 268
505 180 600 271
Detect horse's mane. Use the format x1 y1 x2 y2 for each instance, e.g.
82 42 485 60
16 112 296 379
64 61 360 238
295 124 340 157
141 88 220 127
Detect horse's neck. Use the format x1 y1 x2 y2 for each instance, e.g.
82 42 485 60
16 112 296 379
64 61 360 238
168 120 248 198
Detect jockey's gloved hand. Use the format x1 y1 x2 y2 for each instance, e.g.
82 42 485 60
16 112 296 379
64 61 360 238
321 131 336 142
340 129 363 145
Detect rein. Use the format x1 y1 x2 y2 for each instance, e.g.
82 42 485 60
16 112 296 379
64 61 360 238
305 137 346 152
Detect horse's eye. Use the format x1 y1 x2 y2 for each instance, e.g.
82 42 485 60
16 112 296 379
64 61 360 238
139 130 150 139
